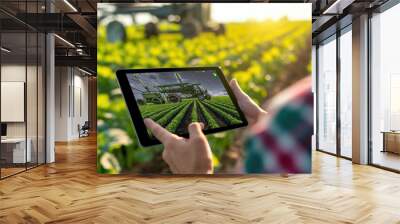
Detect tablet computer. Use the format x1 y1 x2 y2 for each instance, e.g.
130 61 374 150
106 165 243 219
116 67 248 146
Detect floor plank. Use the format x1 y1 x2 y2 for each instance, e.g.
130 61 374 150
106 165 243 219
1 135 400 223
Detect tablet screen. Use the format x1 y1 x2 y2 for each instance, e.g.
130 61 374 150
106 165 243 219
123 68 247 141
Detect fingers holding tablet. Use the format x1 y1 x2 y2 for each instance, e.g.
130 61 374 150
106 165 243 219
229 79 267 126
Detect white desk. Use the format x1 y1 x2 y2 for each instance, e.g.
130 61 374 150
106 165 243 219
1 138 31 163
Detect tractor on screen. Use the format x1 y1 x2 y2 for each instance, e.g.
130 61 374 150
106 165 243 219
137 92 167 105
137 73 211 105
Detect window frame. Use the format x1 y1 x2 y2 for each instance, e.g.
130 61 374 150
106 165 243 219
314 18 353 160
367 0 400 173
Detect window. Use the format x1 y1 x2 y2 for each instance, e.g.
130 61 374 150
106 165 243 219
0 1 47 179
339 27 352 158
317 35 337 154
371 3 400 171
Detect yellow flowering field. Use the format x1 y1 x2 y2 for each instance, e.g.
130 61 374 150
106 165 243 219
97 19 311 174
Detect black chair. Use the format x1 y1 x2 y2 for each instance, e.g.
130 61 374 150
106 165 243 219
78 121 90 138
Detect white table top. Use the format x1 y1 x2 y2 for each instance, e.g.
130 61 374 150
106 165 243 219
1 138 30 143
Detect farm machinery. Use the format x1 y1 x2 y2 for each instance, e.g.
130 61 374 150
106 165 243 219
135 73 211 105
101 3 226 42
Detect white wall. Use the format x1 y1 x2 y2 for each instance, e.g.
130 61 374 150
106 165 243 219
72 73 89 138
55 67 89 141
55 67 69 141
1 65 25 131
1 82 25 122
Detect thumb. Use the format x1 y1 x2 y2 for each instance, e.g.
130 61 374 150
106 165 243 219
230 79 249 102
188 122 204 139
229 79 267 121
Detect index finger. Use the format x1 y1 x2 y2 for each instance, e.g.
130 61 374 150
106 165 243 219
144 118 174 143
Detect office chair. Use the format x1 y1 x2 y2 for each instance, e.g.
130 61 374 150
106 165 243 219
79 121 90 138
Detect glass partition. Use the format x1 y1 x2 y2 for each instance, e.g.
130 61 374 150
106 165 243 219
0 1 46 179
317 35 337 154
371 3 400 171
1 30 28 177
339 27 352 158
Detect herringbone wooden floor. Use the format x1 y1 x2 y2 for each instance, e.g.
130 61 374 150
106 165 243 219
1 135 400 224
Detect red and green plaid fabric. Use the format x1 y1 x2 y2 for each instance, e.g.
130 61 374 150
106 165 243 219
244 77 313 173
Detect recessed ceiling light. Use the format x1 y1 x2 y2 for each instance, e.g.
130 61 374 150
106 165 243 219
54 34 75 48
323 0 354 15
78 67 92 76
63 0 78 12
1 47 11 53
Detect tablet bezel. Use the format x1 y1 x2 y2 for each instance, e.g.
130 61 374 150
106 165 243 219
116 67 248 147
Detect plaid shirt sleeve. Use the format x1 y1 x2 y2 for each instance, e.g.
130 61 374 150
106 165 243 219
244 77 313 173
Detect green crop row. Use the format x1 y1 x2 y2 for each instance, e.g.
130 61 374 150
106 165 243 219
155 101 191 127
212 101 237 111
211 96 234 107
191 100 199 123
142 105 175 118
147 103 183 121
141 103 178 116
202 102 242 125
209 100 236 110
203 100 241 120
197 100 219 129
209 96 237 110
165 101 193 132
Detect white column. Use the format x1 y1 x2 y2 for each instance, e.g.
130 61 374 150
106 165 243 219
46 33 55 163
46 1 55 163
352 14 369 164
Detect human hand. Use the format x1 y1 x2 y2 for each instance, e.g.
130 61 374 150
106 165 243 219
144 119 213 174
229 79 267 126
